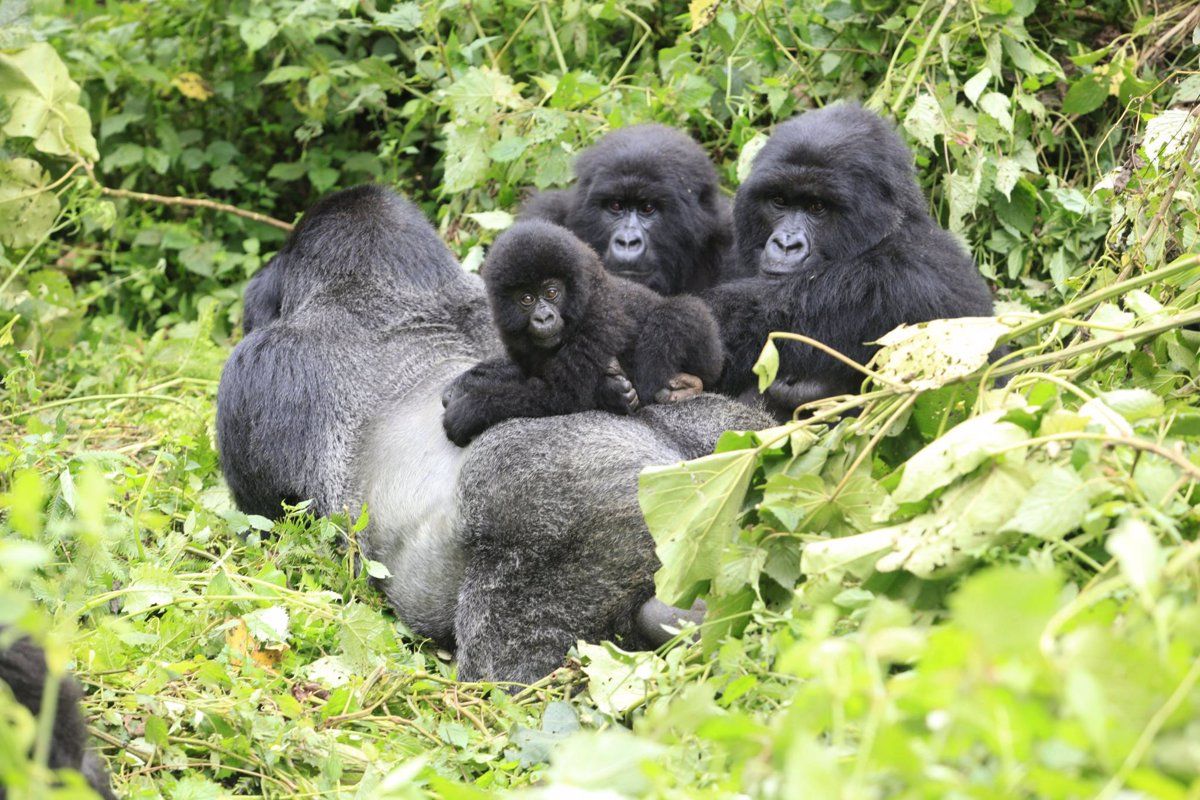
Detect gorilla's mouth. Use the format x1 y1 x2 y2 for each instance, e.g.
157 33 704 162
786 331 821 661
531 331 562 349
759 258 798 278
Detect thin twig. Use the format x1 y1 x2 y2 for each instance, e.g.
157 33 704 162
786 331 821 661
78 160 294 231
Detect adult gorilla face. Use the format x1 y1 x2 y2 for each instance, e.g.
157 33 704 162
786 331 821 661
734 104 928 279
528 124 732 295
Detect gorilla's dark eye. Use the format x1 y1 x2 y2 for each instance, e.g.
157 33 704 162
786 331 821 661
770 196 788 208
807 200 826 214
638 202 656 216
518 292 536 307
607 199 624 213
543 285 560 301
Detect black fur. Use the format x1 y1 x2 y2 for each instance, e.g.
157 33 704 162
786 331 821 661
0 630 115 800
441 221 724 446
520 124 732 295
707 104 995 418
215 185 772 680
241 261 282 335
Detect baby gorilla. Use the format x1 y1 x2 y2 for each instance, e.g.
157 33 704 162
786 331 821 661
441 221 723 446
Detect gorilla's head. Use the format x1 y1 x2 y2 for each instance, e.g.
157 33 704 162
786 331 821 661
734 104 927 279
564 124 730 295
270 185 462 316
482 220 605 364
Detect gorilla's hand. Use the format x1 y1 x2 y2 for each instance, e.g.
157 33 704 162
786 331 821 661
442 359 522 408
442 391 492 447
597 358 639 414
654 373 704 404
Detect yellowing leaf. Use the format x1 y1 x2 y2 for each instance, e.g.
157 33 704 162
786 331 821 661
689 0 721 34
872 316 1012 391
172 71 213 101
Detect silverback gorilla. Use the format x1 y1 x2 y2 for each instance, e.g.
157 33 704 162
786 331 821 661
441 220 724 445
216 186 770 683
707 104 994 418
0 630 115 799
520 124 733 295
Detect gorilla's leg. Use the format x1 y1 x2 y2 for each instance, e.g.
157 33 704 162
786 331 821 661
636 598 706 645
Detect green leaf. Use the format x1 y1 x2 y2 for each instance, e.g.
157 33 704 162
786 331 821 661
442 123 490 193
1097 389 1164 422
978 91 1013 132
579 642 656 716
872 316 1011 391
736 132 769 183
261 65 310 85
0 157 59 248
239 18 277 53
903 92 943 150
489 135 528 163
950 566 1061 657
1003 465 1089 540
752 338 779 392
893 411 1029 503
1106 518 1163 600
0 42 98 160
639 448 759 605
1062 74 1108 115
465 210 514 231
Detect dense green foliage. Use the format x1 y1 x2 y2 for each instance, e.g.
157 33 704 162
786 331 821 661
1 0 1198 797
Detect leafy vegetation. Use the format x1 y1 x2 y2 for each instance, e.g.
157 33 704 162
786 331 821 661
1 0 1199 797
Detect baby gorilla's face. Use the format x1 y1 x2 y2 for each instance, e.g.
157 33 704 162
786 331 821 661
515 278 567 349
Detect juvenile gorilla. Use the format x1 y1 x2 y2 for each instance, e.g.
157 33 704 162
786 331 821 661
441 221 724 446
0 630 115 800
521 124 733 295
708 104 995 418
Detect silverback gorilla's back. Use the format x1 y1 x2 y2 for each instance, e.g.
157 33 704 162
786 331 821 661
217 185 770 682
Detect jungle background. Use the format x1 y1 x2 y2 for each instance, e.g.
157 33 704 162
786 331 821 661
1 0 1199 797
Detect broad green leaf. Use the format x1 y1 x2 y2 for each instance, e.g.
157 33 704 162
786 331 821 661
0 157 59 248
579 642 657 716
1003 465 1089 540
546 730 665 794
465 210 514 231
1062 74 1108 115
1106 518 1163 599
893 411 1029 504
0 42 98 160
752 337 779 392
489 135 528 163
640 448 759 605
736 132 769 183
444 66 522 120
871 316 1011 391
801 527 897 579
880 464 1031 577
979 91 1013 132
1142 108 1197 166
373 3 422 31
261 65 311 85
239 18 277 52
442 123 490 193
1096 388 1165 422
903 92 943 150
950 566 1061 657
963 68 992 104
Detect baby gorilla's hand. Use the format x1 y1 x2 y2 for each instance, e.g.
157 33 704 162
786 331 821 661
442 392 490 447
653 372 704 404
596 358 639 414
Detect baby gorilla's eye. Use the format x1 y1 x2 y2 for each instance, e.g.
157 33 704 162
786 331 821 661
543 286 559 301
518 293 536 307
638 202 656 216
770 196 788 208
806 200 826 214
607 199 624 213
